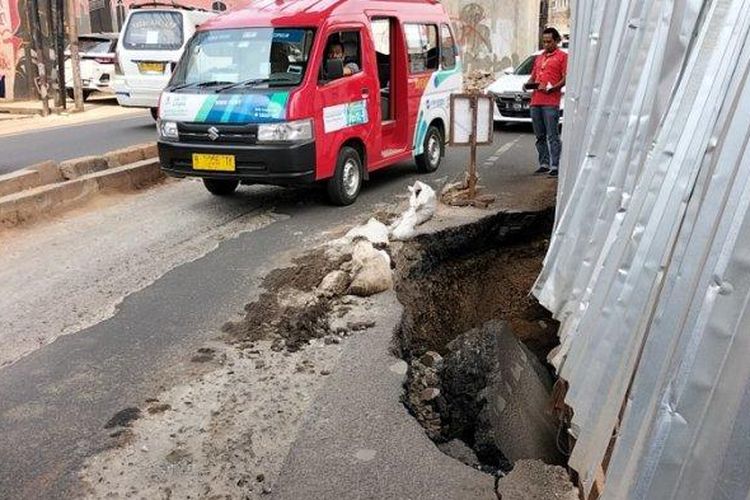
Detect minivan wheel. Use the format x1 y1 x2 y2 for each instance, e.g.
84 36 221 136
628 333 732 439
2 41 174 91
416 125 444 173
66 89 92 102
203 178 239 196
150 107 159 121
327 146 363 206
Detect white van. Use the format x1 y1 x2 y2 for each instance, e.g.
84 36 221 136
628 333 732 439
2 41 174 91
113 5 216 119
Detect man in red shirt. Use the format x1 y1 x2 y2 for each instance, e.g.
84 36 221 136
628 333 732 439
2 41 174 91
526 27 567 177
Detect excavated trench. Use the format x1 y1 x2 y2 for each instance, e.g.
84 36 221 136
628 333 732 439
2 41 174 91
393 209 569 477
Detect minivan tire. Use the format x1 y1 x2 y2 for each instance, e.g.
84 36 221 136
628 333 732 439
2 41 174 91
150 107 159 121
203 178 239 196
416 124 444 173
327 146 363 206
66 89 93 102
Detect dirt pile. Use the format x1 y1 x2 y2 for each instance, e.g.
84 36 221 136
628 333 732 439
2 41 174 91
222 225 397 352
395 212 558 361
404 351 444 441
465 69 497 93
221 248 349 351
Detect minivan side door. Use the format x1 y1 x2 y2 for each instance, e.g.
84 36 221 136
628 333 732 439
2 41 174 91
312 25 379 181
404 23 441 156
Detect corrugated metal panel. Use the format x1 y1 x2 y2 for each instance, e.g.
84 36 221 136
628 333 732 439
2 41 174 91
532 0 750 497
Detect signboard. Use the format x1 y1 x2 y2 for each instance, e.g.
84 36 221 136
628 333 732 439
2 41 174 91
449 94 494 146
443 92 496 207
323 99 369 133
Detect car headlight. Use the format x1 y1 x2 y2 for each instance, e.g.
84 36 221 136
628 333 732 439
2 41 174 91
257 119 313 143
158 120 179 141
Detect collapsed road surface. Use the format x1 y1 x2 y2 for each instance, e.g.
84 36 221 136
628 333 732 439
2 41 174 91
0 125 556 498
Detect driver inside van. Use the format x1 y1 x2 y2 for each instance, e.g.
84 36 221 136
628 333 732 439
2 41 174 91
270 42 289 74
327 42 359 76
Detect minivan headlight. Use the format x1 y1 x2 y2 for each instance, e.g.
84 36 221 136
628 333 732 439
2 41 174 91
158 120 179 141
257 119 313 143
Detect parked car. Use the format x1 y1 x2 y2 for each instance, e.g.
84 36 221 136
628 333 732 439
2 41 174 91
113 5 217 119
157 0 462 205
486 49 567 124
65 33 118 101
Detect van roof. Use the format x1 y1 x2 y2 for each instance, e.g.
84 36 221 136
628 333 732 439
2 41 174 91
129 1 210 12
202 0 447 31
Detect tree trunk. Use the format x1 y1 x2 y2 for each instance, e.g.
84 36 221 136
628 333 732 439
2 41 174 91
66 0 84 112
29 0 50 116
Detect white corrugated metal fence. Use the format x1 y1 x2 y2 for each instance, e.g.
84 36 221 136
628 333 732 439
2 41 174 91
533 0 750 497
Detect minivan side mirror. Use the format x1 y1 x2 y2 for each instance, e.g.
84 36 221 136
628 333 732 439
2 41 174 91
324 59 344 81
503 66 514 75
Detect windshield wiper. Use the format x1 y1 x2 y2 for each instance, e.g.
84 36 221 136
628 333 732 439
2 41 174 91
170 80 233 91
215 78 271 92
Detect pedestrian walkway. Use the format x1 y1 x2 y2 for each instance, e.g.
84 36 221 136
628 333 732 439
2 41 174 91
0 96 147 137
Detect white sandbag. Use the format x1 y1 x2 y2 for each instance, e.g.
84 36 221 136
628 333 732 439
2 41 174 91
349 257 393 296
377 249 392 268
349 240 393 296
345 217 390 246
408 180 438 219
351 240 383 269
390 181 437 241
317 270 350 297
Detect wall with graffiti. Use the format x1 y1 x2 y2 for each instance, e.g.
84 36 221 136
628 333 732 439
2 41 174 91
0 0 22 99
443 0 540 76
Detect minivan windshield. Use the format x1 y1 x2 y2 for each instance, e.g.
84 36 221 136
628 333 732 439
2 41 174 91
170 28 315 90
123 11 183 51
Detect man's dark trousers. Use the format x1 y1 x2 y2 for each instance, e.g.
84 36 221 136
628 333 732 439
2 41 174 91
530 106 561 170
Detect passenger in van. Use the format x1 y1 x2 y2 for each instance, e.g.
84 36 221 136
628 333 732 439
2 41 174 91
327 42 360 76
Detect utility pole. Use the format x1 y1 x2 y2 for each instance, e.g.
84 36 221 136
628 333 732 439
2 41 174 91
29 0 50 116
539 0 549 49
66 0 84 111
45 0 63 110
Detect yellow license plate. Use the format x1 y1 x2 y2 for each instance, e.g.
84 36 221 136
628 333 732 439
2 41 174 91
137 61 165 74
192 154 236 172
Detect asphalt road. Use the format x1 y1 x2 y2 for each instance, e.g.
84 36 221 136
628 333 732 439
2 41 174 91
0 124 544 498
1 114 155 175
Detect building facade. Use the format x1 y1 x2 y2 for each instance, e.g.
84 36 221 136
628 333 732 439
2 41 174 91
441 0 541 75
548 0 570 35
1 0 544 101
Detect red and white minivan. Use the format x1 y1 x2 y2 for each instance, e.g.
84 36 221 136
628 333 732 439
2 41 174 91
157 0 462 205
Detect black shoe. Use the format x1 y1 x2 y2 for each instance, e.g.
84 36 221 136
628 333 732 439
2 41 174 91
548 169 559 178
534 166 550 175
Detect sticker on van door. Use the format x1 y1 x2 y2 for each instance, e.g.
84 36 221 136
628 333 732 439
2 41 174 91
323 100 368 133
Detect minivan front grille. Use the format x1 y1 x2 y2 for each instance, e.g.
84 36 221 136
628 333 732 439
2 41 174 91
177 123 258 145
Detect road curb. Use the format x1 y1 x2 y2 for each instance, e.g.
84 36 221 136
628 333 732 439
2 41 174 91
0 145 163 228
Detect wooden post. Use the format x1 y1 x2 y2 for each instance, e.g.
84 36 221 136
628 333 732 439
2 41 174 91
66 0 84 111
22 0 38 100
445 92 496 208
29 0 50 116
468 93 478 199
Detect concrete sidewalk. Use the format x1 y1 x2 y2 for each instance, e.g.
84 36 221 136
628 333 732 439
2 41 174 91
272 291 496 500
0 96 147 137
